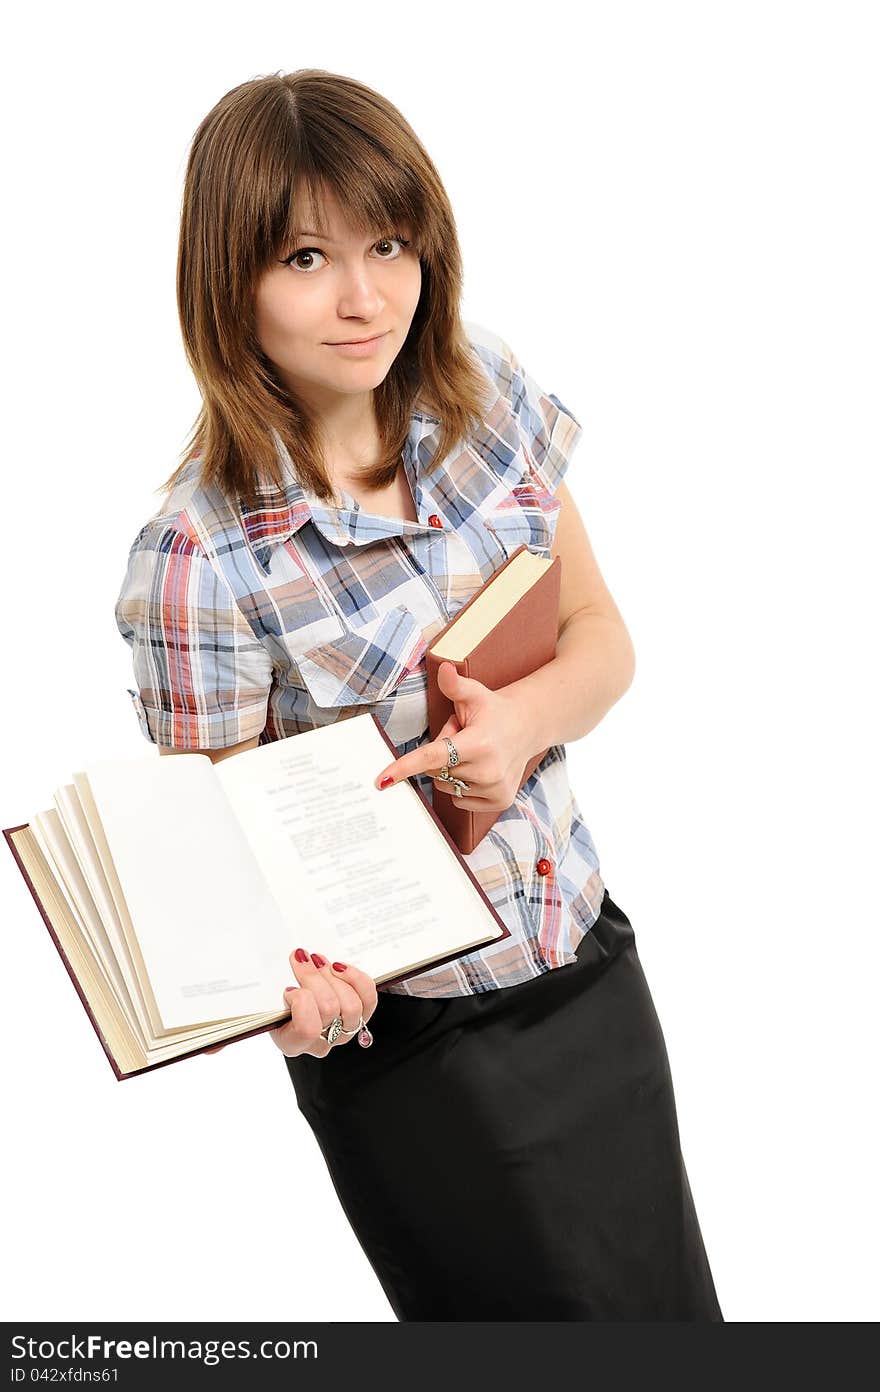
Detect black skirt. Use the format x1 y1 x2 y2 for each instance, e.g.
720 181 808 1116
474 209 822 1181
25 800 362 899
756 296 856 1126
284 889 724 1321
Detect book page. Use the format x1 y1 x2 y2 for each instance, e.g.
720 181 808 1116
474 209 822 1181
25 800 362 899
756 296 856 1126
47 788 156 1041
83 755 295 1028
32 808 129 1009
215 716 506 982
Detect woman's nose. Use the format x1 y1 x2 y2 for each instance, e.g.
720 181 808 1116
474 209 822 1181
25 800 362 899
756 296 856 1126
336 268 383 316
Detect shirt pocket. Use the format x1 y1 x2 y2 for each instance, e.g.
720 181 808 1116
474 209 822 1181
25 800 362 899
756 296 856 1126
481 467 562 563
294 604 428 708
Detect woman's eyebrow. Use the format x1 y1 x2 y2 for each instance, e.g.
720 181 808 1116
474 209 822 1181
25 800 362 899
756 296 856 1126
292 229 397 242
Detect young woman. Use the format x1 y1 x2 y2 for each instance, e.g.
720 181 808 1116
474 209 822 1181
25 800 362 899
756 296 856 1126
115 68 723 1321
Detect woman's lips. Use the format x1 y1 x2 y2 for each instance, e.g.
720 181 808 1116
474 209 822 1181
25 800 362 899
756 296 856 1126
325 332 389 357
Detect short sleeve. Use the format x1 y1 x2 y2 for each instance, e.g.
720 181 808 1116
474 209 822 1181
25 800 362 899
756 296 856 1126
114 522 273 750
466 322 584 494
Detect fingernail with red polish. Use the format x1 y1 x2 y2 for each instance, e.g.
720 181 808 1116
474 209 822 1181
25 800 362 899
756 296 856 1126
310 953 327 968
332 961 348 972
294 947 309 962
379 775 394 788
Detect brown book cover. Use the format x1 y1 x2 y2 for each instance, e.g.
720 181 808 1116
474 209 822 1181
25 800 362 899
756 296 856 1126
3 716 510 1081
427 543 561 855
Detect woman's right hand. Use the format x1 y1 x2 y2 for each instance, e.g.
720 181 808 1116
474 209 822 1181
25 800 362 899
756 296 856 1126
269 951 378 1058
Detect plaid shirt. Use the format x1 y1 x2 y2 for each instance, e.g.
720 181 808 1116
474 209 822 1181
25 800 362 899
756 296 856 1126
114 321 606 997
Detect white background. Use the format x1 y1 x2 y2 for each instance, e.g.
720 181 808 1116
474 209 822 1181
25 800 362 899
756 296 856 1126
2 0 877 1324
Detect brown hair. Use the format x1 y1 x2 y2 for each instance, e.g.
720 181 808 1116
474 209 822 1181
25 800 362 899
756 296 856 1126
158 68 494 510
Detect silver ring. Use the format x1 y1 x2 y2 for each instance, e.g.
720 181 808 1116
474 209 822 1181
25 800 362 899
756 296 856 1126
436 771 470 796
320 1014 345 1044
442 736 461 769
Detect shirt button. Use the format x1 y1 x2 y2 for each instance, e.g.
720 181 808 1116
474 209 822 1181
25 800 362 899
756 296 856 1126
536 858 552 876
428 514 443 528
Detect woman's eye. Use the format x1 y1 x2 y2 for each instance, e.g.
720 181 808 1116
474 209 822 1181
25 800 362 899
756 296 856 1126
373 235 409 259
281 235 410 273
283 247 328 272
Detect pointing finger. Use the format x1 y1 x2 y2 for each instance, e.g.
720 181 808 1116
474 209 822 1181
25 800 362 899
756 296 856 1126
374 729 469 791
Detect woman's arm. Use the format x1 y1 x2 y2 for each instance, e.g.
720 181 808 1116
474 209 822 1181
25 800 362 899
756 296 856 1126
552 480 633 639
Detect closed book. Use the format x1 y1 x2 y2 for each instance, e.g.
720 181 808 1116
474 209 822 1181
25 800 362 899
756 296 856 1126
427 543 561 855
3 714 510 1080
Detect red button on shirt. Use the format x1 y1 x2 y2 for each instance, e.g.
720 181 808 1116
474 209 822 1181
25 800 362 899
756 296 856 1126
428 514 443 528
536 858 552 876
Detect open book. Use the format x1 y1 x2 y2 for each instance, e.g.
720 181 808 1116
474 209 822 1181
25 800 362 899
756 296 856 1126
427 543 562 854
4 715 510 1080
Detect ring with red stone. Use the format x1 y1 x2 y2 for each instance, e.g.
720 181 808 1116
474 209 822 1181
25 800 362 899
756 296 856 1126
338 1013 374 1048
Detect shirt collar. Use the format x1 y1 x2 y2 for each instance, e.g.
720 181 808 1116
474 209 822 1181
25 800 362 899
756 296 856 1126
239 373 526 573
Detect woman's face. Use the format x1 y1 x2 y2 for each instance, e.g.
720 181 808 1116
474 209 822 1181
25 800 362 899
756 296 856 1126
253 187 423 413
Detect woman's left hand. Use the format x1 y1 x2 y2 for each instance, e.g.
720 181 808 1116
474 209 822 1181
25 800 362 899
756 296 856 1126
373 662 539 813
